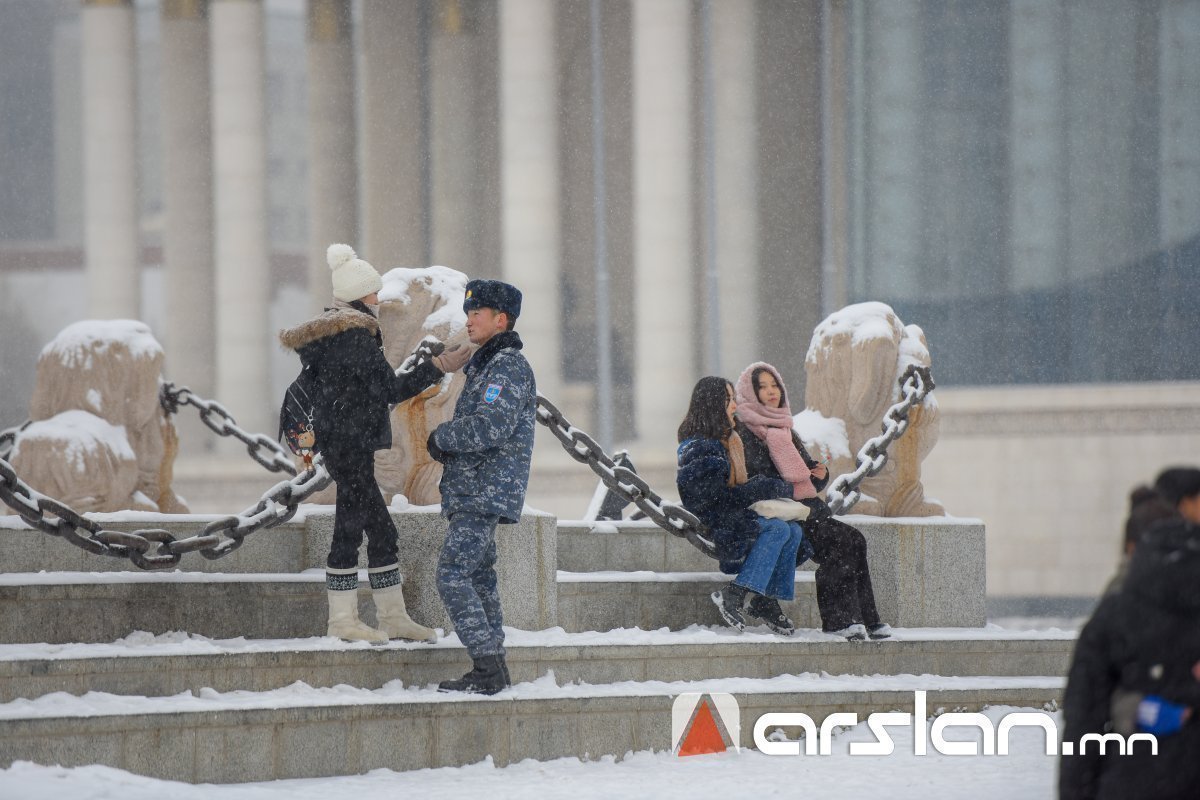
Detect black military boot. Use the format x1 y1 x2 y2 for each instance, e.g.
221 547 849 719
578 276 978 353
437 655 510 695
746 595 795 636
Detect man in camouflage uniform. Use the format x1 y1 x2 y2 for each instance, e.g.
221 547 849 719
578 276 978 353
426 279 536 694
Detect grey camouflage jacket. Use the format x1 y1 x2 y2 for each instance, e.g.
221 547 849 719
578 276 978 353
431 331 536 524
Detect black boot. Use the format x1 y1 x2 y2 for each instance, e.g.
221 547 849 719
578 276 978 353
711 582 750 630
437 655 510 695
746 595 795 636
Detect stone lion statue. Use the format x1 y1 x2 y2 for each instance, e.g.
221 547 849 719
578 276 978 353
802 301 944 517
10 320 188 513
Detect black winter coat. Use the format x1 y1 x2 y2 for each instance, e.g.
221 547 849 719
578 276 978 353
279 307 443 458
676 437 792 573
735 421 830 496
1059 519 1200 800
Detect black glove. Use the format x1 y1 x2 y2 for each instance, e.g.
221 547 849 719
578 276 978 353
426 430 446 463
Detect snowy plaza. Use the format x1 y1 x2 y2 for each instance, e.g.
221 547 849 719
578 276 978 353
2 0 1200 797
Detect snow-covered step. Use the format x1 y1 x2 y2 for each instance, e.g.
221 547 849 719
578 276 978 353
0 568 553 645
0 628 1077 704
3 569 798 644
557 570 819 632
0 671 1066 782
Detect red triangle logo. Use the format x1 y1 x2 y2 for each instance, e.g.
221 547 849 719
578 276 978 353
677 700 728 757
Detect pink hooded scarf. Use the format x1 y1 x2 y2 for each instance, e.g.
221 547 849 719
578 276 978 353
734 362 817 500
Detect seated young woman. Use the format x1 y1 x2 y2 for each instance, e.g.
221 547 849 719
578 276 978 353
675 376 807 635
733 362 892 641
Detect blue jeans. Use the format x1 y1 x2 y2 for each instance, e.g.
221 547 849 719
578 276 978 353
735 517 803 601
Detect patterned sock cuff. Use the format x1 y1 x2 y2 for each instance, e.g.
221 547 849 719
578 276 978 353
326 567 358 592
368 565 402 591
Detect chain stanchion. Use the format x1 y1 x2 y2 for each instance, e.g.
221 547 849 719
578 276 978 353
824 364 935 515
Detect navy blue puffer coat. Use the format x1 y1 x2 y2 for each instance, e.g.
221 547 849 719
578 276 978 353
676 437 791 573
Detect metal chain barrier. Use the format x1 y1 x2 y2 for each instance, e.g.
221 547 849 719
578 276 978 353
0 365 931 569
535 395 718 558
824 364 936 515
0 452 331 570
159 382 297 475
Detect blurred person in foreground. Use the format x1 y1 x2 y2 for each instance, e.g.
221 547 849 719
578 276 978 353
1059 486 1200 800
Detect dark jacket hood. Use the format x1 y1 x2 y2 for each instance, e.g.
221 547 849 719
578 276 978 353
1125 518 1200 615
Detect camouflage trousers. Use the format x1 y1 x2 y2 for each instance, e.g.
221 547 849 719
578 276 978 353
437 512 505 659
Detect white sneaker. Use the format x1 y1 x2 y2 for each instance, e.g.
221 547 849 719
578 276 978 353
867 623 893 640
826 623 868 641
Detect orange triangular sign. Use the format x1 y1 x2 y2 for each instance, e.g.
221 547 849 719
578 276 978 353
677 700 728 756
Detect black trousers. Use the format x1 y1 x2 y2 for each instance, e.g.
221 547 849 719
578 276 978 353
802 512 882 632
323 450 398 570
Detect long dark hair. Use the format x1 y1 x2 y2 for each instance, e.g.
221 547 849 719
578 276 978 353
751 366 787 408
678 376 734 443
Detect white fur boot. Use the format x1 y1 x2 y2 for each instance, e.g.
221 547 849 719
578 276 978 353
373 584 437 643
327 589 389 643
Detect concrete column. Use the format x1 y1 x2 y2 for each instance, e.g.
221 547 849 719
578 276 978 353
1010 0 1067 293
360 0 425 266
865 2 921 301
307 0 358 311
81 0 140 318
755 0 823 387
161 0 214 400
430 1 502 277
633 0 692 447
210 0 271 435
499 0 560 400
1160 0 1200 249
709 0 757 380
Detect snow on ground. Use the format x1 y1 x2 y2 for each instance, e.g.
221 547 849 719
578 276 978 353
0 704 1061 799
0 622 1077 664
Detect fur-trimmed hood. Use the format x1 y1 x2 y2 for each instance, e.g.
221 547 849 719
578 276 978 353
279 308 379 351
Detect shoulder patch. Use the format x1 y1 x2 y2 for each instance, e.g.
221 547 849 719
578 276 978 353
484 383 503 404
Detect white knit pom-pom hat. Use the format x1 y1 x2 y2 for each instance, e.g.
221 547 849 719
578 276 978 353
327 243 383 302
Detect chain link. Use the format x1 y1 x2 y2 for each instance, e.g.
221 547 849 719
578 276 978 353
159 382 298 475
824 364 935 515
534 395 719 558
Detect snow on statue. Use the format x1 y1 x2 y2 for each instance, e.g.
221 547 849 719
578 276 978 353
800 302 944 517
10 320 188 513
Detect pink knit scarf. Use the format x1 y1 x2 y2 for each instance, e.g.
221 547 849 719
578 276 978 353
734 362 816 500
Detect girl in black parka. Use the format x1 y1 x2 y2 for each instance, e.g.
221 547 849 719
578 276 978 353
280 244 470 643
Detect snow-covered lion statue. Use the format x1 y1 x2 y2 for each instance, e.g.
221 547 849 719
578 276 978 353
797 302 944 517
9 320 188 513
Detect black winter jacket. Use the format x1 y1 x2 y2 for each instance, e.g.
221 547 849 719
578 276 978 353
676 437 792 573
279 307 443 458
735 421 830 494
1059 518 1200 800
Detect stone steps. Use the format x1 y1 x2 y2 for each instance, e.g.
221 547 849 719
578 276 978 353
1 569 810 642
0 672 1066 782
0 630 1076 703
